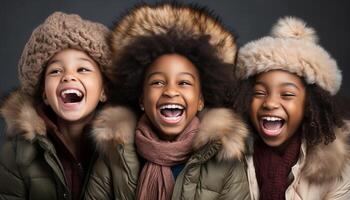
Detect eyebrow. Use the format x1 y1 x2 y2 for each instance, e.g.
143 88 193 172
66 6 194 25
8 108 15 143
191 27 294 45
146 71 197 80
255 81 301 90
47 57 95 66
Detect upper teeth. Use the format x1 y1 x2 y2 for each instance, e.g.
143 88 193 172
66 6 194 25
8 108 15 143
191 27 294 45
160 104 184 109
61 89 82 97
262 116 282 121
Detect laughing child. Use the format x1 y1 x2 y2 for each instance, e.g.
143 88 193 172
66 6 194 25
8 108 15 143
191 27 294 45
85 3 251 200
234 16 350 199
0 12 111 200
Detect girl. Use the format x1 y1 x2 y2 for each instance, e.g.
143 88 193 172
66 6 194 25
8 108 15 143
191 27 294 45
235 16 350 199
0 12 112 200
85 3 251 200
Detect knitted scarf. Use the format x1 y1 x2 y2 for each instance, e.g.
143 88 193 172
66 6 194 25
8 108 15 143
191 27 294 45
135 115 200 200
253 134 301 200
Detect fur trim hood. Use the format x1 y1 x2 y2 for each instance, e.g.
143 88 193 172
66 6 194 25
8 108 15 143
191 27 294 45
91 106 250 161
108 3 236 74
301 120 350 183
237 16 342 95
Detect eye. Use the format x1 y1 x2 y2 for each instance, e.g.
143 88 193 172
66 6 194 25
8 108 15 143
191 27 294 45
281 92 296 99
179 80 192 86
150 80 165 87
47 68 62 76
77 67 91 73
253 90 266 97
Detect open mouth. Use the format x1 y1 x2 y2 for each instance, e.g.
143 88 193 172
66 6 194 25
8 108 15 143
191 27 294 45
60 89 84 104
159 104 185 123
260 116 285 136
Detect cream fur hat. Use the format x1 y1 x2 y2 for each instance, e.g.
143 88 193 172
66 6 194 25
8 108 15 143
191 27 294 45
18 12 111 96
237 16 342 95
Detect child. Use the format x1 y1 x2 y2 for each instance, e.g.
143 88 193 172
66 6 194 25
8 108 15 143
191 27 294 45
85 3 251 200
234 16 350 199
0 12 112 200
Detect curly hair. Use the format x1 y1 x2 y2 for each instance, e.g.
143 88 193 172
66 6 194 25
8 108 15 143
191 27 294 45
110 31 237 116
232 77 345 147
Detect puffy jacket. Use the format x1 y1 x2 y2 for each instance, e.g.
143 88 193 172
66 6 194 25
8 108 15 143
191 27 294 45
246 121 350 200
84 107 251 200
0 90 98 200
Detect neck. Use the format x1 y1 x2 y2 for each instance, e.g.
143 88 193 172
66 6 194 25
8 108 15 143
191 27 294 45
56 113 94 157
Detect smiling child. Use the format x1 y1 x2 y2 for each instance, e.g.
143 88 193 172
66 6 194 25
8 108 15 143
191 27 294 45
234 16 350 200
85 2 251 200
0 12 111 200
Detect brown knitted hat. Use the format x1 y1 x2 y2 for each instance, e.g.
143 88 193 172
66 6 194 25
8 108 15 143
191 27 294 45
18 12 112 96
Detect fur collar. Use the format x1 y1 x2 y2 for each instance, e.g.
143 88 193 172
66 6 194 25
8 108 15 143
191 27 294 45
91 106 250 161
301 120 350 183
1 90 46 141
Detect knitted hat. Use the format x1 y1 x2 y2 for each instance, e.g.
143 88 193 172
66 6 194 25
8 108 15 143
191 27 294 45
18 12 112 96
237 16 342 95
108 3 236 72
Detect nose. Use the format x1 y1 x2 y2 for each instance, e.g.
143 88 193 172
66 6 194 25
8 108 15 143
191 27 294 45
61 74 77 82
262 95 279 110
162 85 180 98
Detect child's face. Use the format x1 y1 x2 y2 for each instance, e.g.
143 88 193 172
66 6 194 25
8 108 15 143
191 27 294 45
141 54 203 140
249 70 306 148
43 49 106 123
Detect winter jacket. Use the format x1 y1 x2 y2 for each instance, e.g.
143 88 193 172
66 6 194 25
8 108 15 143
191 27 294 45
0 91 99 200
84 107 251 200
246 120 350 200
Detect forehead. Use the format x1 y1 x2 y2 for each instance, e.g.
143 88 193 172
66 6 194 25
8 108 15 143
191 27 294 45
255 70 304 88
145 54 199 77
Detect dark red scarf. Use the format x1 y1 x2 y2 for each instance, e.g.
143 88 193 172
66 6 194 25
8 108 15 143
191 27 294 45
253 134 301 200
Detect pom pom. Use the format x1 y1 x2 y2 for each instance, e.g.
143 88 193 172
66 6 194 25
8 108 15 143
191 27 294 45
271 16 318 43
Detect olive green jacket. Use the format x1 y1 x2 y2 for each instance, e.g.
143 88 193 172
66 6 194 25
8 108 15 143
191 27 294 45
0 91 97 200
84 107 251 200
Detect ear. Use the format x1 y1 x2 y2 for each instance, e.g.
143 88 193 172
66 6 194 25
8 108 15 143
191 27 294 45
100 90 107 102
198 94 204 111
42 92 49 105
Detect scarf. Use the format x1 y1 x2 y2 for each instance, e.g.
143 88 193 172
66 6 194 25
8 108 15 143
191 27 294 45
135 115 200 200
253 134 301 200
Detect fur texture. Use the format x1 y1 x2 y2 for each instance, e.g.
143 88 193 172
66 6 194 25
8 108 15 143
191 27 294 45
109 3 236 67
237 16 342 95
301 120 350 183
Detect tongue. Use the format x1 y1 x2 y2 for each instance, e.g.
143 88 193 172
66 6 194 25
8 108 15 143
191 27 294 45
62 93 82 103
263 120 283 130
161 109 182 117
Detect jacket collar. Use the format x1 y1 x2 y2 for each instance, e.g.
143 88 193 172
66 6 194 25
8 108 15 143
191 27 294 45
300 120 350 183
91 106 250 161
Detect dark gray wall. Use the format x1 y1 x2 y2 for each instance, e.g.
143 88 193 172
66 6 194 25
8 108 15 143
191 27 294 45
1 0 349 140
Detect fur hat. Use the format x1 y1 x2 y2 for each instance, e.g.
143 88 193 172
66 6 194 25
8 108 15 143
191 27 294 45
237 16 342 95
107 2 236 79
18 12 112 96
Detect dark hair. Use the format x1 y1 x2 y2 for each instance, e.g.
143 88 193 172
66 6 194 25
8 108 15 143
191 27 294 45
110 31 237 116
232 77 345 147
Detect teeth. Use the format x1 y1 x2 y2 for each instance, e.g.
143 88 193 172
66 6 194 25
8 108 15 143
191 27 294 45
160 104 184 110
61 89 82 97
262 116 282 121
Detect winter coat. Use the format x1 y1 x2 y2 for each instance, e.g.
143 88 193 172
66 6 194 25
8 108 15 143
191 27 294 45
0 91 98 200
246 121 350 200
84 107 251 200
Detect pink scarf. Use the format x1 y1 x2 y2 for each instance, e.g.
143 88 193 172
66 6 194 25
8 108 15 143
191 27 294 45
135 115 200 200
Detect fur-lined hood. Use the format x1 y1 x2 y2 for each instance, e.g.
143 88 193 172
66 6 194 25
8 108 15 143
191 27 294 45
109 2 236 65
91 106 250 161
1 90 249 161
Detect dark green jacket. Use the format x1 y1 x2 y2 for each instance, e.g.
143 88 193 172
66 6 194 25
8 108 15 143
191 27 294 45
0 91 97 200
85 107 251 200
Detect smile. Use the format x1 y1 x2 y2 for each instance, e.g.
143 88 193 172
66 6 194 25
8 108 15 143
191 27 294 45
159 104 185 124
259 116 285 136
60 88 84 104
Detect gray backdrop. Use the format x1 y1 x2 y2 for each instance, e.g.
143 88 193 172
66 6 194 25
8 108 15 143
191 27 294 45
1 0 349 141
